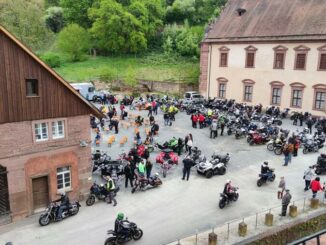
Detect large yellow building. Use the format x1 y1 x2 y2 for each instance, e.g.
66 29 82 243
199 0 326 116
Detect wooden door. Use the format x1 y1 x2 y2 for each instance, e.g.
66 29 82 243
0 165 10 216
32 176 49 210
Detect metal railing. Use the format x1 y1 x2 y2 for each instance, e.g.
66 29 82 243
166 194 326 245
288 228 326 245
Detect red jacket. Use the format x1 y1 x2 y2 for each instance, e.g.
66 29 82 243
198 114 205 122
310 180 324 192
191 115 198 122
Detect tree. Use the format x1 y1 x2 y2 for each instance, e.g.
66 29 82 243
0 0 54 51
124 66 138 90
59 0 95 28
89 0 147 54
45 0 60 8
57 24 90 61
163 36 173 55
44 7 65 33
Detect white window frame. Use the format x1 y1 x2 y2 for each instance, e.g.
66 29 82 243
57 166 71 191
52 121 65 139
35 122 49 142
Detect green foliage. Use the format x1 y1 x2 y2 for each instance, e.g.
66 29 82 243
59 0 94 28
44 7 65 33
57 24 90 62
124 66 138 89
163 36 173 55
0 0 55 52
45 0 60 8
41 52 62 68
89 0 147 54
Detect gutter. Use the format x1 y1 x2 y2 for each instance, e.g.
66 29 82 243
207 44 213 98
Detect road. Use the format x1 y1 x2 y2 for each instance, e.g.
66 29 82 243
0 107 325 245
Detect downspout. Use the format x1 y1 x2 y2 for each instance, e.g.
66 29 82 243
207 44 213 98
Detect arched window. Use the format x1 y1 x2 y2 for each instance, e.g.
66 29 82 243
242 79 255 102
217 77 228 99
270 81 284 105
290 82 305 108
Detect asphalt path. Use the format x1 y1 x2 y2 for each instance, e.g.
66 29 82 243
0 107 325 245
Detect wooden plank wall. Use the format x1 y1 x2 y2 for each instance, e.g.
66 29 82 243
0 31 92 124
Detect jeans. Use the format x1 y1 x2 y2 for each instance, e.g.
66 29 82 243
125 176 133 188
312 191 317 198
281 204 288 216
182 168 191 180
57 205 67 219
107 191 117 205
304 180 311 191
284 155 290 166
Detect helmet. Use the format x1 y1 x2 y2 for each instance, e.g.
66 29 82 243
263 161 268 166
117 213 124 220
155 172 159 177
59 191 66 196
225 179 231 184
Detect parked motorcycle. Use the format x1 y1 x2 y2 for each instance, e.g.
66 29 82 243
218 187 239 209
235 127 247 139
131 174 162 193
211 152 230 165
39 201 80 226
86 183 119 206
249 133 269 145
314 154 326 175
302 139 323 154
104 220 143 245
257 169 275 187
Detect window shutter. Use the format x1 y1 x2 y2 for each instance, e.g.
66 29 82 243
246 53 254 67
296 54 306 69
320 54 326 70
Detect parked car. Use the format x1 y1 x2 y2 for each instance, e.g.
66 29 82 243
71 82 104 101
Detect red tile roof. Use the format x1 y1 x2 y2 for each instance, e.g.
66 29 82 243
205 0 326 43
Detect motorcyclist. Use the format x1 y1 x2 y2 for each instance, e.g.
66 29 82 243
261 161 271 181
105 174 117 206
54 191 70 220
115 213 130 239
223 179 235 200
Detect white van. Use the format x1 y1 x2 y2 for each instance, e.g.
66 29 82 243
184 91 204 102
71 82 103 101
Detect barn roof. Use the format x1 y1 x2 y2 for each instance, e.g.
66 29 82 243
205 0 326 43
0 25 104 119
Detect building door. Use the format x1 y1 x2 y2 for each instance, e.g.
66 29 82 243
32 176 49 211
0 165 10 216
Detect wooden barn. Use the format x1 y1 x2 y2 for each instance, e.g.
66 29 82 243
0 25 103 223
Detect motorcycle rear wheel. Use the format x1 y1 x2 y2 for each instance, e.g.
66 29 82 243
39 214 51 226
219 167 226 175
205 170 213 178
249 140 254 146
267 143 274 151
132 228 143 240
303 148 308 154
163 168 167 178
104 237 117 245
86 195 96 206
274 147 283 155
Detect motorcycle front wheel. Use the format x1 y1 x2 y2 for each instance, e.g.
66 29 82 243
39 214 51 226
303 148 308 154
132 228 143 240
274 147 283 155
233 193 239 201
267 143 274 151
86 195 96 206
257 179 263 187
104 237 117 245
218 200 226 209
163 168 167 178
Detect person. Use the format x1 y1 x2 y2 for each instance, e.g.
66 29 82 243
198 114 205 129
109 119 119 134
146 159 153 179
187 137 193 155
182 155 194 181
177 138 183 156
210 119 218 139
310 177 324 198
164 111 170 126
184 135 189 153
143 146 150 161
283 144 290 166
53 191 70 220
135 116 144 126
293 137 300 157
219 117 226 136
147 105 153 117
191 114 198 128
303 166 315 191
278 177 286 199
299 112 304 126
114 213 129 239
223 179 235 200
105 174 117 206
124 162 134 188
280 189 292 216
138 161 146 177
261 161 270 181
306 117 314 134
134 132 142 145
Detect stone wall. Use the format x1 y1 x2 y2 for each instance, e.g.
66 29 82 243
93 80 198 95
0 115 92 221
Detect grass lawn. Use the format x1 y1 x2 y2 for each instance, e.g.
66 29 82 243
54 54 199 84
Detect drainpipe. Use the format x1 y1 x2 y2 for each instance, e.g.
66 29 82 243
207 44 212 99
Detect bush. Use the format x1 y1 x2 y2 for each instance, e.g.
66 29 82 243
41 52 61 68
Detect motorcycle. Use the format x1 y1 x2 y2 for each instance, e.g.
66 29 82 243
39 201 80 226
211 152 230 165
249 133 269 145
314 154 326 175
235 127 247 139
266 137 284 155
131 174 162 193
302 139 322 154
218 187 239 209
154 137 184 153
86 183 119 206
257 169 275 187
104 220 143 245
197 157 226 178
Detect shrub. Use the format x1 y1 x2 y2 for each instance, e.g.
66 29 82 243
41 52 61 68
